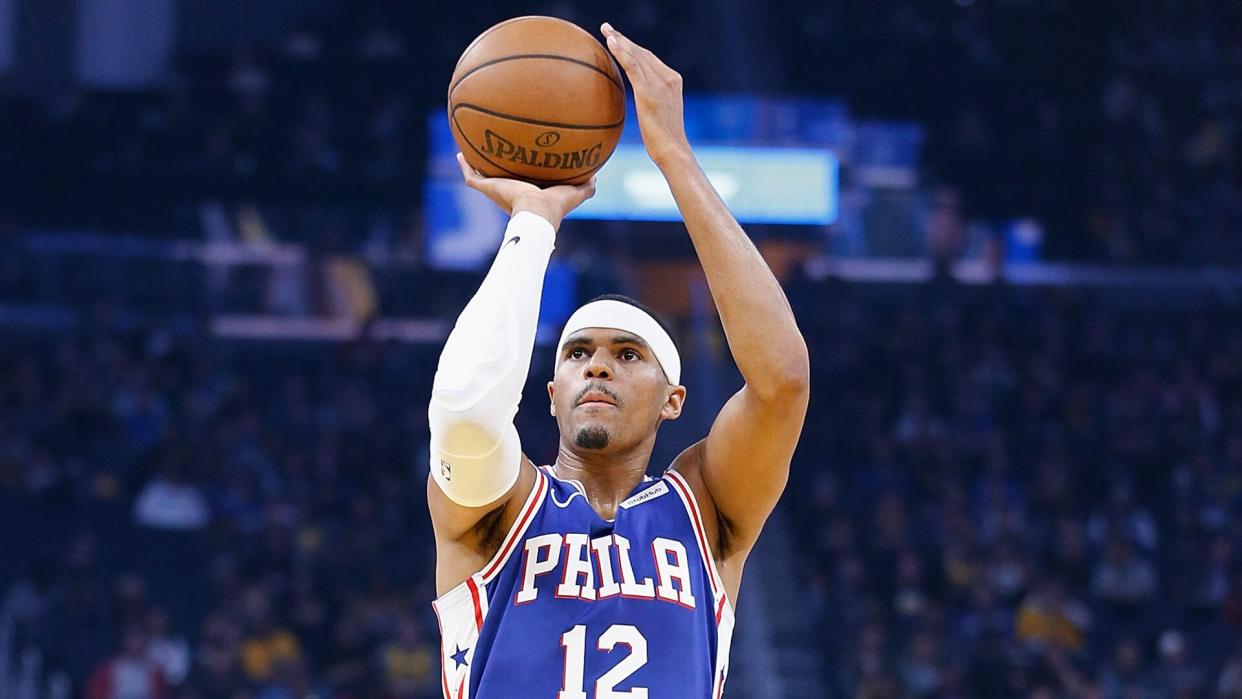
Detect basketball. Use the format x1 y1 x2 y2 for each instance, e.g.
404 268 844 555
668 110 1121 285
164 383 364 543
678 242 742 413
448 17 626 186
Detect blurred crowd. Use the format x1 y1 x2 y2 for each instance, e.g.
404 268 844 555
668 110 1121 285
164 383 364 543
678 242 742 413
769 0 1242 263
0 0 690 236
4 0 1242 261
1 273 1240 697
0 326 447 699
783 272 1242 697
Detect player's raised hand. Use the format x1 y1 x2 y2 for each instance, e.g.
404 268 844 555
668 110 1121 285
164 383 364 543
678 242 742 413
456 152 596 229
601 22 690 168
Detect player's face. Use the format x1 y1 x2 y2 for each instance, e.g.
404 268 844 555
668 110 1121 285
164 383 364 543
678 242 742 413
548 328 684 452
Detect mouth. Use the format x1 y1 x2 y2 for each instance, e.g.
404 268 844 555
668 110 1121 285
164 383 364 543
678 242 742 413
576 390 618 408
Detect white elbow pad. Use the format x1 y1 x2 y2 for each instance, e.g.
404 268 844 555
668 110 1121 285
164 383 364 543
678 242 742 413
428 295 524 507
429 416 521 508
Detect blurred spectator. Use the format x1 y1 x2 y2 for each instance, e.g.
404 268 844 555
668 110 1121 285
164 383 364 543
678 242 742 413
186 611 246 697
133 450 211 530
1219 645 1242 698
256 658 328 699
1091 538 1159 609
897 630 944 698
1152 630 1207 697
1098 638 1153 699
239 589 303 684
377 614 438 698
1226 570 1242 630
85 626 169 699
1088 485 1160 552
1015 579 1089 653
923 186 967 274
144 607 190 687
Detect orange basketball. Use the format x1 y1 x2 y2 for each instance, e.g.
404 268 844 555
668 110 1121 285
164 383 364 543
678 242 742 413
448 17 626 186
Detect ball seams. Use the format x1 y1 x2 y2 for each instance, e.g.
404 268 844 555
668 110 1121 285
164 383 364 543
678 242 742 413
449 53 625 97
451 102 624 131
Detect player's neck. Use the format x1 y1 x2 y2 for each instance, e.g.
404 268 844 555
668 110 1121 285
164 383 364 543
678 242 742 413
553 440 652 520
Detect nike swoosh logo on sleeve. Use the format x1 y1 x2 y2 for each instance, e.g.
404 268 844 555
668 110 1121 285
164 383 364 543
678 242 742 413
502 236 521 249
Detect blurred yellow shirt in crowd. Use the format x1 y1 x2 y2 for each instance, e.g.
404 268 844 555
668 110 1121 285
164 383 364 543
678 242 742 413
1016 605 1082 651
241 629 302 681
382 643 435 693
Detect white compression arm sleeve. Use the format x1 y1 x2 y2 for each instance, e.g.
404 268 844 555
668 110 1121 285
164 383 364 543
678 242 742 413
428 211 555 507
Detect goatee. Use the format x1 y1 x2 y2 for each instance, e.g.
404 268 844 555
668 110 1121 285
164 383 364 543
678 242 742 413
575 426 610 449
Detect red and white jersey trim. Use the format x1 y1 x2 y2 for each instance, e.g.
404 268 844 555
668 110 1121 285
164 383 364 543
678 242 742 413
664 469 736 698
480 470 549 582
431 468 549 699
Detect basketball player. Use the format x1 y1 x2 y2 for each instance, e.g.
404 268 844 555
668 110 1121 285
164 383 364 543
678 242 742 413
427 23 809 698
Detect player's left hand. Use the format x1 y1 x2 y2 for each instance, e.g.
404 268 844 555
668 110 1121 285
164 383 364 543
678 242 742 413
601 22 691 168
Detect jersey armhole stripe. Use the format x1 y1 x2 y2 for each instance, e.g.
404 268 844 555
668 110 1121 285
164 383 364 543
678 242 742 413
665 470 730 613
466 577 484 632
480 470 548 582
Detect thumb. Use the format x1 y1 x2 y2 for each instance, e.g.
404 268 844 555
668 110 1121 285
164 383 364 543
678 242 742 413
456 153 483 189
570 175 598 202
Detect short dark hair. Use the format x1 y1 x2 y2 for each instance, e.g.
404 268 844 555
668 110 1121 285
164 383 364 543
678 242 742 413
585 294 679 346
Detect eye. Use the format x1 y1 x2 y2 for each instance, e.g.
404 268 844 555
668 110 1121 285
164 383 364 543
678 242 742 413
620 348 641 361
568 348 586 360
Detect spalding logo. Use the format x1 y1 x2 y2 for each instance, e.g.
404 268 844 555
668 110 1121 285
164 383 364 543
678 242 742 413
535 131 561 147
481 130 602 170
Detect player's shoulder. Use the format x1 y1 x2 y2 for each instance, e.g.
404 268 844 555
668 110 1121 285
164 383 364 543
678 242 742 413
666 438 707 483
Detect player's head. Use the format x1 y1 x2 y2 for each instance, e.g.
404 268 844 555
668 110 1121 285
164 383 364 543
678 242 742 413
548 294 685 453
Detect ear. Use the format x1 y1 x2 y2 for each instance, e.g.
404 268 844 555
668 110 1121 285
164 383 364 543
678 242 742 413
660 385 687 421
547 381 556 416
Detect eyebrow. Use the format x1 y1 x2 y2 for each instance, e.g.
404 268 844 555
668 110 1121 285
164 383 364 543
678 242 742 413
561 334 652 353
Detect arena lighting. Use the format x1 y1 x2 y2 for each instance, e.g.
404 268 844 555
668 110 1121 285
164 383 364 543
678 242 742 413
568 144 839 225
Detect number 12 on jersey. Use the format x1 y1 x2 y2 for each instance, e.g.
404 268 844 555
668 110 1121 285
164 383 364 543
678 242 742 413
559 624 648 699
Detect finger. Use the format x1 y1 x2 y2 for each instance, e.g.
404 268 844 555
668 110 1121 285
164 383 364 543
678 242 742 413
604 24 666 69
606 40 649 85
601 24 649 80
601 23 646 54
456 153 483 189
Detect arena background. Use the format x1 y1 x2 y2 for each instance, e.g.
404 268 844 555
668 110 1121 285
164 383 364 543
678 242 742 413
2 1 1242 697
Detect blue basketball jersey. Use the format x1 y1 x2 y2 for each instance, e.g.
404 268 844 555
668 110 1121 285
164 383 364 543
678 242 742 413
433 467 735 698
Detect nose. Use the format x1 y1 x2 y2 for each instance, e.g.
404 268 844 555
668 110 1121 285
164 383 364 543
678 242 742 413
583 347 613 380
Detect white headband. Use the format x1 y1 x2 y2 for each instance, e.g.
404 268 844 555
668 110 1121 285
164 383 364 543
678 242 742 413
555 300 681 385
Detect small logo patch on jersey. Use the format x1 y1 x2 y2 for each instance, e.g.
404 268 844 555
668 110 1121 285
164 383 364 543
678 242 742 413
440 460 452 481
620 481 668 509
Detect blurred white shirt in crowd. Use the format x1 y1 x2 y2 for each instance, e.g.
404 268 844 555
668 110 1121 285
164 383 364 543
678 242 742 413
133 478 210 530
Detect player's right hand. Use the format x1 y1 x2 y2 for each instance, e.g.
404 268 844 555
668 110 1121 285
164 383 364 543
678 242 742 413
457 153 597 230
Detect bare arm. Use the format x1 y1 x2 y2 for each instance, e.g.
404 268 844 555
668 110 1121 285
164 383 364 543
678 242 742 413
603 25 810 557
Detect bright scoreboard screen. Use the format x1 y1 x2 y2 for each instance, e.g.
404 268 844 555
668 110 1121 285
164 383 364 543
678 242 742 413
569 145 837 225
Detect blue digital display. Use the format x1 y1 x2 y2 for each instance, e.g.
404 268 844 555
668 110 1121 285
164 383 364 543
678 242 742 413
568 145 838 224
